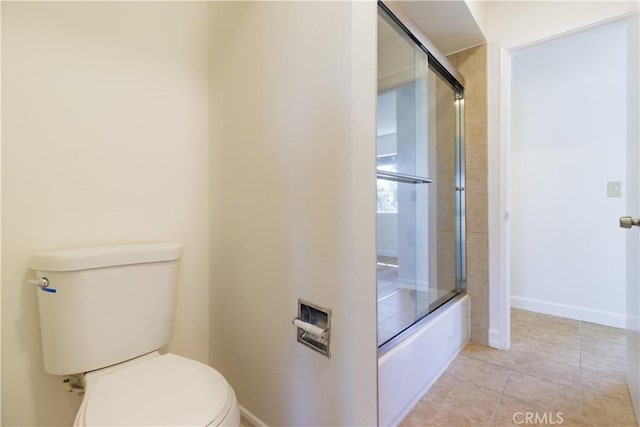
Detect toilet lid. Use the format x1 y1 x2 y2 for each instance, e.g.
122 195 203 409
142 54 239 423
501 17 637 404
80 353 234 426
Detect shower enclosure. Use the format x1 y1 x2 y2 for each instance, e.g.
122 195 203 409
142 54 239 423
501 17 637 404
377 4 466 348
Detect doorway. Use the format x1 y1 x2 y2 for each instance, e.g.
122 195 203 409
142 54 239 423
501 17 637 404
509 18 628 328
504 16 639 422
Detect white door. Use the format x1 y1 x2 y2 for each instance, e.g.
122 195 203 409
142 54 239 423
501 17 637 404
625 12 640 424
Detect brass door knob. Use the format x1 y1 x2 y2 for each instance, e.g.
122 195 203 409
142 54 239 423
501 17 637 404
620 216 640 228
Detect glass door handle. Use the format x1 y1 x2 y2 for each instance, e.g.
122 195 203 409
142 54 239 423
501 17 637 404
620 216 640 228
376 171 433 184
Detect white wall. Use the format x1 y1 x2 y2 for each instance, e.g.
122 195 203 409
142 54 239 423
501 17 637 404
485 1 639 347
208 2 378 426
394 0 485 57
510 19 628 326
464 0 488 39
1 3 210 425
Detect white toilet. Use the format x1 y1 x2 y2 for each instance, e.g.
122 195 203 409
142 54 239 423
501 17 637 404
29 243 240 426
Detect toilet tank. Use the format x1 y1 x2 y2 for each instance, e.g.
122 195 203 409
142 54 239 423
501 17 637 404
29 243 183 375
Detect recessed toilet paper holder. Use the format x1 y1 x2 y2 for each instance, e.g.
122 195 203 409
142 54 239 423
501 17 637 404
293 299 331 358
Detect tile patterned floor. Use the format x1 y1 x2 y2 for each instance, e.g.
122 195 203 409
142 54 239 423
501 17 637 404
400 308 638 427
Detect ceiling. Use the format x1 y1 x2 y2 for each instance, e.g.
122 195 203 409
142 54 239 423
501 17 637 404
396 1 486 56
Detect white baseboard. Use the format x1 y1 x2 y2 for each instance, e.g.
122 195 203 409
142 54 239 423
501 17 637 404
239 405 267 427
511 296 626 328
488 328 502 349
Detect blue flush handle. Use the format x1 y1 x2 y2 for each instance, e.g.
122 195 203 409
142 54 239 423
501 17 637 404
29 277 56 293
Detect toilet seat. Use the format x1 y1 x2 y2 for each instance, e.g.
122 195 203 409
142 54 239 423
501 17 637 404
74 352 237 426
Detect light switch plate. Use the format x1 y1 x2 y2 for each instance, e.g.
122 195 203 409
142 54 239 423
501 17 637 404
607 181 622 198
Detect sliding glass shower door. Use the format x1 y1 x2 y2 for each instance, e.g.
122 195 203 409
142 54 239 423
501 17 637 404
377 6 465 348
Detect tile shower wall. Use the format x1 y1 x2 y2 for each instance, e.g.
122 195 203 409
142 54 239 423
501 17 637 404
449 44 489 345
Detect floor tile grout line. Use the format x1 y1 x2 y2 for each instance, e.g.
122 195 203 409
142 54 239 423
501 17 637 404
440 354 512 426
488 390 506 427
489 316 527 427
511 310 583 425
579 319 584 426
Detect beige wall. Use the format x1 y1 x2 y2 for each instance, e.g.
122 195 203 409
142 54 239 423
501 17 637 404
209 2 378 425
449 44 489 345
1 3 210 425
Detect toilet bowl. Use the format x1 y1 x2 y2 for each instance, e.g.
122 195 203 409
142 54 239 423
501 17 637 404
74 352 240 426
29 243 239 427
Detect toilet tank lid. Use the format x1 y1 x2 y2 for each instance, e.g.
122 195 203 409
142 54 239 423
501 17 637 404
29 243 183 272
